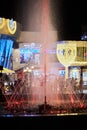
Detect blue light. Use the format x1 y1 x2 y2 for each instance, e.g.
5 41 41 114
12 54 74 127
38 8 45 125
81 33 87 40
2 114 14 117
0 35 14 69
31 49 40 53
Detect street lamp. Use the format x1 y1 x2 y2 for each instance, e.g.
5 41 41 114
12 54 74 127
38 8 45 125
23 66 34 106
23 65 34 89
23 67 32 87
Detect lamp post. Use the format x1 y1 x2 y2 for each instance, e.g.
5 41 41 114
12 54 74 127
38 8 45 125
23 66 34 105
24 67 32 87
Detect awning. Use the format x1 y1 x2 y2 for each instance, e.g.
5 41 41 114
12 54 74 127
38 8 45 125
0 68 15 74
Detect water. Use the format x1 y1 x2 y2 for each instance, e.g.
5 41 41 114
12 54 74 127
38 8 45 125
2 73 86 115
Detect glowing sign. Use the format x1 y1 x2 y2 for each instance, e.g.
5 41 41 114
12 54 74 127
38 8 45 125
56 43 76 67
7 19 17 34
0 18 5 29
20 47 40 64
0 17 17 34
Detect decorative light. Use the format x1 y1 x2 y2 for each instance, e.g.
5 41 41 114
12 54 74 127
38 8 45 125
31 66 34 69
81 33 87 40
0 17 5 29
23 67 32 73
7 18 17 34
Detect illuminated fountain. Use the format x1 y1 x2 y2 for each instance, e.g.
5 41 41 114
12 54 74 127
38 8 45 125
4 72 86 114
2 0 87 115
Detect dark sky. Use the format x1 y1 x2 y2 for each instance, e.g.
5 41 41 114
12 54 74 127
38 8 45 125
0 0 87 40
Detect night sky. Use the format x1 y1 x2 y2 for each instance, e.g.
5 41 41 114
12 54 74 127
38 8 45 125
0 0 87 40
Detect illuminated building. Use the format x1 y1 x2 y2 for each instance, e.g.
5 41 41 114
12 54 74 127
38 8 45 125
56 40 87 93
0 17 21 70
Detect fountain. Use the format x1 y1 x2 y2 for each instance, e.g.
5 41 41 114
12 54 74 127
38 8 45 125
1 0 87 115
2 71 86 115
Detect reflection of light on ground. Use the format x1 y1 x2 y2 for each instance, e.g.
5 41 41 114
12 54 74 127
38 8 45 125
57 113 78 116
2 112 87 117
